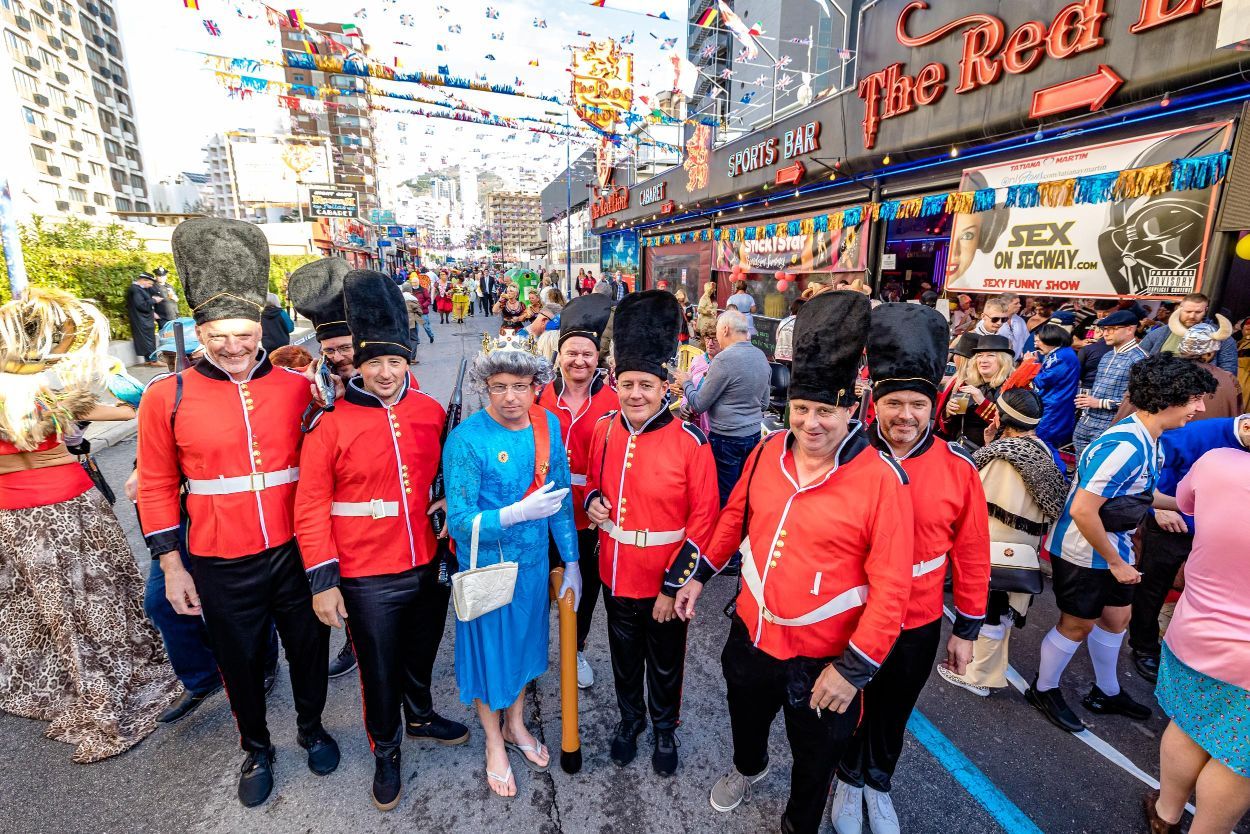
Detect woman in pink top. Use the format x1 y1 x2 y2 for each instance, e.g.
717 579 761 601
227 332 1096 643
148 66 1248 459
1148 446 1250 834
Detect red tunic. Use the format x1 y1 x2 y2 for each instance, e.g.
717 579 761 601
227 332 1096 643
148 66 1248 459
869 426 990 638
0 436 92 510
584 408 720 599
702 427 914 688
295 374 445 592
537 371 617 530
137 357 311 559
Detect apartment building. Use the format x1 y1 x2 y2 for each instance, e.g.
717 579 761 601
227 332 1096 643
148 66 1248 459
485 190 541 260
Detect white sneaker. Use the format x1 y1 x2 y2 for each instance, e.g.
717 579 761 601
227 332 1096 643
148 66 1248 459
830 781 863 834
864 786 901 834
936 665 990 697
576 652 594 689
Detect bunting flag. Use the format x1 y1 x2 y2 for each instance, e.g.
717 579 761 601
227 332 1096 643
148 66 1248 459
740 91 755 104
578 30 592 36
694 7 718 26
437 64 450 75
448 24 461 33
620 31 635 44
590 0 607 6
486 7 499 19
528 59 539 67
302 40 317 54
660 36 677 50
204 19 221 36
699 42 717 59
342 22 360 37
533 17 547 28
285 9 303 28
183 0 199 9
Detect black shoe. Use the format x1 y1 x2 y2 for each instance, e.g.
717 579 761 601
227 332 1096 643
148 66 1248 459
1133 651 1160 683
1082 685 1153 721
328 640 357 678
298 728 341 775
428 335 435 344
158 683 222 724
237 746 276 808
652 729 679 776
405 713 469 745
263 660 279 695
1025 680 1084 733
372 750 402 812
609 719 646 767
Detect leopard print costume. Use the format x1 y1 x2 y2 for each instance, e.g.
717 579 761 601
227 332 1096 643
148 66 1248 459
0 487 182 763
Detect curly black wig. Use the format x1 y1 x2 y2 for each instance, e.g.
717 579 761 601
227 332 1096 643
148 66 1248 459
1127 355 1217 414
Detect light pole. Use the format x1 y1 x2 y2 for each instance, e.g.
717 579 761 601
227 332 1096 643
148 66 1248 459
547 108 573 294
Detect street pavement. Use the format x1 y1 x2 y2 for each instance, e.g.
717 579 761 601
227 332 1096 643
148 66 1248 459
2 310 1246 834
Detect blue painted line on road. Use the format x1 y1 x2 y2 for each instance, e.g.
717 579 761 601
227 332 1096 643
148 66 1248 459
908 710 1044 834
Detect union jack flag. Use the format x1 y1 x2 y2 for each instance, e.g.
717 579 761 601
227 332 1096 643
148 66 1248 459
203 19 221 36
699 42 717 59
485 7 499 18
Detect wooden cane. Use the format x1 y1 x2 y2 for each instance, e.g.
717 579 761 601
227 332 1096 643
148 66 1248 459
549 567 582 773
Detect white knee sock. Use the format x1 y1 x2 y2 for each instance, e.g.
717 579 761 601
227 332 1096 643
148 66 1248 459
1086 625 1125 696
1036 628 1082 692
979 623 1007 641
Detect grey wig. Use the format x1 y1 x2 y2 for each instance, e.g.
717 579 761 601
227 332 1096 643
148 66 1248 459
468 349 555 394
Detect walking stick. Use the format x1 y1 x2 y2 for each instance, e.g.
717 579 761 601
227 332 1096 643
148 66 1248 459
548 566 581 773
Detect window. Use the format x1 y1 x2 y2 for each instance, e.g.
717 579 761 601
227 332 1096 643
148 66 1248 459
40 180 61 202
32 13 50 32
21 106 37 125
130 173 144 190
75 97 91 115
89 161 102 177
30 145 51 163
47 86 67 107
103 138 119 157
62 153 79 172
68 186 86 202
4 30 30 59
292 73 305 82
94 191 108 206
83 130 99 151
12 69 39 100
39 47 59 70
91 77 109 97
115 196 131 211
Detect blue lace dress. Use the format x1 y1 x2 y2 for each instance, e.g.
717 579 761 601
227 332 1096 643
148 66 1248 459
443 407 578 710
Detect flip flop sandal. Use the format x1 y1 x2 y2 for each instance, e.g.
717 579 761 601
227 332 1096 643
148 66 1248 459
486 765 515 799
504 740 550 773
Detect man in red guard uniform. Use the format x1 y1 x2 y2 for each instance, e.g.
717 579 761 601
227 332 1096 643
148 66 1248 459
295 270 468 812
137 218 338 808
537 293 616 690
288 257 359 679
583 290 719 777
831 303 991 834
673 291 915 834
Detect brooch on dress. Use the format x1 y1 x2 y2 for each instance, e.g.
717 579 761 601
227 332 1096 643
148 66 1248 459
498 451 509 463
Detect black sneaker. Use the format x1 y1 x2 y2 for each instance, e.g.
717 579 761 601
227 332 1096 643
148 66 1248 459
328 639 357 678
1133 651 1160 684
372 750 402 811
652 729 679 777
609 719 646 767
263 661 279 695
405 713 469 746
157 682 222 724
1082 685 1153 721
298 728 341 775
237 746 276 808
1025 679 1084 733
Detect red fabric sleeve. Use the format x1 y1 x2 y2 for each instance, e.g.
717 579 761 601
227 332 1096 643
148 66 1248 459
293 416 339 571
949 465 991 629
844 468 914 668
584 416 609 507
667 439 720 570
135 375 184 556
704 438 770 571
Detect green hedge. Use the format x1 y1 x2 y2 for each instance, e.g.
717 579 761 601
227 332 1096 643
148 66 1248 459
0 218 318 339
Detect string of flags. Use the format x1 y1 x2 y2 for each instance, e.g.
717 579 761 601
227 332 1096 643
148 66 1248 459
639 151 1231 247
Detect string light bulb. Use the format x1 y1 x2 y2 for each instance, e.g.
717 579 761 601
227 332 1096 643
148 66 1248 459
1161 92 1172 107
949 146 959 157
882 154 891 165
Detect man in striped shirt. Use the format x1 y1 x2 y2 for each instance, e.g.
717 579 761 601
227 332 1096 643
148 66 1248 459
1073 309 1147 454
1027 356 1216 734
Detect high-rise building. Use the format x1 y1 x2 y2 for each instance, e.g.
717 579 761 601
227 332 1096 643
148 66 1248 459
279 19 379 215
1 0 149 220
485 191 541 261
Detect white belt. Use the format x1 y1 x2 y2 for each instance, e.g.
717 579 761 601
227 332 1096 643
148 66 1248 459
331 500 399 519
600 519 685 548
913 553 947 578
741 539 868 627
570 474 587 486
185 467 300 496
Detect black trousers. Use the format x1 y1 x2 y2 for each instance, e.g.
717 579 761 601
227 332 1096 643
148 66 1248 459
339 561 450 757
1128 516 1193 658
548 527 602 651
603 591 688 731
837 618 942 792
192 540 329 753
722 618 863 834
478 295 492 316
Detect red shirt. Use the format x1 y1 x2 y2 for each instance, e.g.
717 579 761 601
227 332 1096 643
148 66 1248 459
295 374 445 590
585 409 720 599
537 371 617 530
0 436 91 510
137 357 311 559
703 428 914 687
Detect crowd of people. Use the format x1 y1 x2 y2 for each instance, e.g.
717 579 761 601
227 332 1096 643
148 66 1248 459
1 217 1247 834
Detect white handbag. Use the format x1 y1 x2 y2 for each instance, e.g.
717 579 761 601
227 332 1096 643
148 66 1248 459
451 513 518 622
989 540 1043 595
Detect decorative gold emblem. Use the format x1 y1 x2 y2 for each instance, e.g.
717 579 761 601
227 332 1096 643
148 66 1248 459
538 463 550 476
498 451 509 463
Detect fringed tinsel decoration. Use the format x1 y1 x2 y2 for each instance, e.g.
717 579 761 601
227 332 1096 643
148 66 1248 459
1171 151 1230 191
1113 162 1172 200
896 197 924 218
842 206 864 227
1074 172 1119 205
945 191 975 214
876 200 901 221
921 194 948 216
1006 184 1040 208
1038 178 1075 207
973 187 997 212
816 213 832 232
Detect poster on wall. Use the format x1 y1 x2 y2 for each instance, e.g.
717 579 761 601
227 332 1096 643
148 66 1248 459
947 122 1232 298
600 230 639 291
714 222 868 274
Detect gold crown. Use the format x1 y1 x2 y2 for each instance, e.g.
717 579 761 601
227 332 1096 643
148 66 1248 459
481 332 538 355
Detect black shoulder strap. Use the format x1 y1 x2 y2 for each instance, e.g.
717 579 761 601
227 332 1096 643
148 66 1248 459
170 372 183 436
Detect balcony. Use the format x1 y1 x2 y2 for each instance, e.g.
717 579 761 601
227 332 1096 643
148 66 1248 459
111 72 122 84
122 131 135 144
101 13 113 27
105 43 116 56
87 4 101 16
107 125 121 137
90 34 104 47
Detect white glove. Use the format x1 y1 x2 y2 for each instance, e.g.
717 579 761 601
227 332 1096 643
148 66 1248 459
558 560 583 611
499 481 570 528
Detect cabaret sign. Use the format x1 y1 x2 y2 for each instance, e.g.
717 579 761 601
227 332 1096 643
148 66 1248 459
728 121 822 178
857 0 1220 149
639 182 667 206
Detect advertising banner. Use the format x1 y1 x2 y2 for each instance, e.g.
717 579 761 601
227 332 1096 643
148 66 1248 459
948 122 1232 298
230 140 331 204
714 222 868 274
307 188 358 219
600 229 639 289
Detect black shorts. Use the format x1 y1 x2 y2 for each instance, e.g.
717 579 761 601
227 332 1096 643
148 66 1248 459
1051 557 1135 619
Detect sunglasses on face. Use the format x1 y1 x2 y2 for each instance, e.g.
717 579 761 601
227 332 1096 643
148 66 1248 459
986 316 1007 323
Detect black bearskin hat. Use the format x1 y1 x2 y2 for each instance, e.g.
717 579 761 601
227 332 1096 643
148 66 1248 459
868 302 949 403
289 257 351 341
344 270 412 365
611 290 682 379
559 293 613 350
789 290 870 407
172 218 269 324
